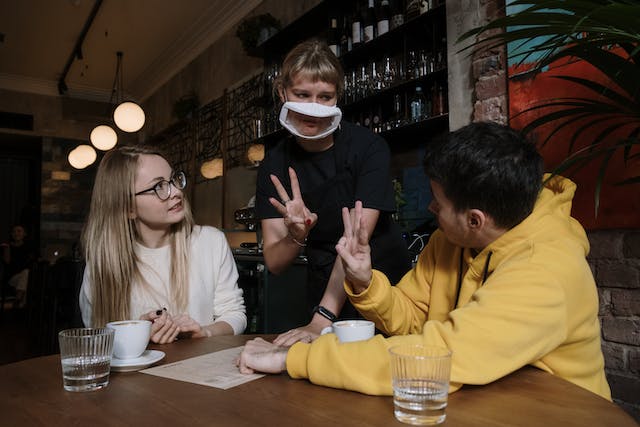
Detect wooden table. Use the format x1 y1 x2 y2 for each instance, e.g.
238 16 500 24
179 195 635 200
0 335 636 426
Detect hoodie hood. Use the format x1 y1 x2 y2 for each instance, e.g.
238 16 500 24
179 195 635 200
469 175 589 281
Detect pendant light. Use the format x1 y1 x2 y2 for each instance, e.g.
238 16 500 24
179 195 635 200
68 144 97 169
89 124 117 151
247 143 265 166
201 158 224 179
112 51 145 133
88 51 145 154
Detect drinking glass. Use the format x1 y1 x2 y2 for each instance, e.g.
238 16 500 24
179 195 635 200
389 345 452 425
59 328 115 392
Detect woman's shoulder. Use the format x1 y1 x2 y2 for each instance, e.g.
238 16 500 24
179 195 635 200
338 121 386 148
191 225 225 241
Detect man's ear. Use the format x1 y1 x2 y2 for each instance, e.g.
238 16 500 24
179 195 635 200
468 209 486 229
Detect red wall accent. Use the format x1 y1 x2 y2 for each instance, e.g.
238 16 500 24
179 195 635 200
508 59 640 229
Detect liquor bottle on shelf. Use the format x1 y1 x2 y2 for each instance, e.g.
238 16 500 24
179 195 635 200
405 0 420 21
407 50 419 80
410 86 427 122
328 16 339 56
363 0 376 43
390 0 404 30
351 3 363 49
432 82 447 116
436 36 447 70
340 15 352 55
372 104 383 133
376 0 390 37
391 92 404 128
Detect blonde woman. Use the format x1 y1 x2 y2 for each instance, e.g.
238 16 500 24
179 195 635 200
256 40 411 345
79 146 246 343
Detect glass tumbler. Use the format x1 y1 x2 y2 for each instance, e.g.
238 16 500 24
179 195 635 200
58 328 115 392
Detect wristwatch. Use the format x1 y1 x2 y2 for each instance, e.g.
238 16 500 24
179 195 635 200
312 305 337 322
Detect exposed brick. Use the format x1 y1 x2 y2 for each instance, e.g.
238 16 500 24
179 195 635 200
596 261 640 289
607 372 640 406
602 318 640 346
624 232 640 258
598 288 611 316
612 289 640 316
587 230 624 259
473 97 507 123
475 73 507 100
602 341 627 371
630 348 640 375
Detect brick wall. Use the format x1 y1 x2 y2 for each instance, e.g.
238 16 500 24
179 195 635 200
589 230 640 420
471 1 639 420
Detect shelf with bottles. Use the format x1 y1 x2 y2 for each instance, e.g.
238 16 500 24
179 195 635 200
341 66 446 112
336 2 446 70
342 77 448 135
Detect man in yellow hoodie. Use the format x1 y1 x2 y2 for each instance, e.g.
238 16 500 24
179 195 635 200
238 121 611 400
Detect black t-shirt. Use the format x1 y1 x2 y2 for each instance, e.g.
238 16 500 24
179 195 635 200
256 121 396 221
256 122 411 312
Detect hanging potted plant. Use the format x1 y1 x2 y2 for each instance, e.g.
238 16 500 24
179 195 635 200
236 13 282 56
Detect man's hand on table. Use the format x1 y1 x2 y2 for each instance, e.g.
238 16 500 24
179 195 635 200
238 338 288 374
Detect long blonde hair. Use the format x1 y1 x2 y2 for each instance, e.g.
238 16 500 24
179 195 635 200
82 146 194 326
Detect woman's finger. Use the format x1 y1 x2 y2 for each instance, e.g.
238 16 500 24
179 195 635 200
270 174 292 204
288 167 303 200
268 197 290 217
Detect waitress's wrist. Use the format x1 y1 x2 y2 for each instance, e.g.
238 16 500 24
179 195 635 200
287 230 308 246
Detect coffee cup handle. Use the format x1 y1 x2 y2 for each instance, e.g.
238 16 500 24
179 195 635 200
320 326 333 335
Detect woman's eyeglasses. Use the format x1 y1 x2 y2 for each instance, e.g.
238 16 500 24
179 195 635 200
134 171 186 201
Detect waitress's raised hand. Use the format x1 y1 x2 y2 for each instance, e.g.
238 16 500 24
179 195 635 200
269 167 318 242
335 201 373 293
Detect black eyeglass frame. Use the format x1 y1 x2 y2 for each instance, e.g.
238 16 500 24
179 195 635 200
134 170 186 201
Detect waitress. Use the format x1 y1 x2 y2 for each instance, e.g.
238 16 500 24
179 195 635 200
255 40 411 346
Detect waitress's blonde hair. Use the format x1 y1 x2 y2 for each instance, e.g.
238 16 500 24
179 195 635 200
82 146 194 327
274 39 344 100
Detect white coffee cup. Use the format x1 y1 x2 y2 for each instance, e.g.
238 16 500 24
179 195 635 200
320 319 375 343
106 320 151 359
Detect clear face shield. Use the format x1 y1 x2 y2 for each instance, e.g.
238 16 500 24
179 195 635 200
278 101 342 140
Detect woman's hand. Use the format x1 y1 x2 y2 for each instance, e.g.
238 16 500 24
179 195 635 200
273 317 328 346
237 338 288 374
269 167 318 242
173 314 209 338
141 309 181 344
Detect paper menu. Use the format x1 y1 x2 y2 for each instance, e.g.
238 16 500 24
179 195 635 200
141 346 264 389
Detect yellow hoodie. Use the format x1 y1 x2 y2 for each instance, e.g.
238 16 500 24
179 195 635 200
286 176 611 400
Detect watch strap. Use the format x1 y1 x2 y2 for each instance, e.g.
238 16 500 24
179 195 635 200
312 305 338 322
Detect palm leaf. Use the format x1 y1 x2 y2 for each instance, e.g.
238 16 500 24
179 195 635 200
458 0 640 213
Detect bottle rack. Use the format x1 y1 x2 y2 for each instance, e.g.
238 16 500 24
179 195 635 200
250 0 449 151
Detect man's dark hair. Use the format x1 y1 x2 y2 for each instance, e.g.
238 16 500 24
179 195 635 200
424 122 544 229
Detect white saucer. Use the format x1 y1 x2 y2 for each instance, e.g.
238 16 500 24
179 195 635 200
111 350 165 372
